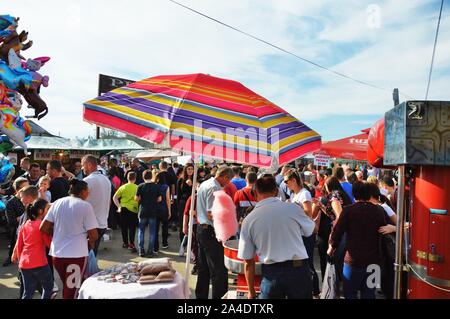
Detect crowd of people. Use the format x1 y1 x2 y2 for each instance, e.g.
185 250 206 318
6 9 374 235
0 154 399 300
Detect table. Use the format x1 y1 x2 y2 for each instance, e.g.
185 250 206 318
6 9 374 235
78 271 189 299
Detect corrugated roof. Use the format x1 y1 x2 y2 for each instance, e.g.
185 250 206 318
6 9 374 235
14 137 144 151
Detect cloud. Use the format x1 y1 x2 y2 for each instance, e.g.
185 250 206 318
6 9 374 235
2 0 449 142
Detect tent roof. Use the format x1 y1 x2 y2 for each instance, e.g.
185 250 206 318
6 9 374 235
15 136 144 151
29 120 58 137
317 133 368 161
135 149 181 160
72 138 145 151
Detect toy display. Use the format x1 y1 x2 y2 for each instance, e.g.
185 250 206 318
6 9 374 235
0 14 49 121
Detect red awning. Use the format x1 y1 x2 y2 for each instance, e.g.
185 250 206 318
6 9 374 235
316 132 369 161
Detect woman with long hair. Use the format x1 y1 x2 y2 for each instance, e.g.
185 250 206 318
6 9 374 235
40 179 99 299
177 164 194 242
284 169 320 297
316 176 352 291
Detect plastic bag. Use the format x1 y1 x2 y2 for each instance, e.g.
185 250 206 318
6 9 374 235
320 261 337 299
86 250 100 278
178 235 188 256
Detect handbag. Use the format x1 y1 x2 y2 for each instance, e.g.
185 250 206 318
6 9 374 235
378 209 396 299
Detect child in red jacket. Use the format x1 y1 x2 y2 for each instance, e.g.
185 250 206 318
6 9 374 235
14 199 54 299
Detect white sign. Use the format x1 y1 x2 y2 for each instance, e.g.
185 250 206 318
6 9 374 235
69 150 100 159
314 154 331 167
177 155 193 166
34 150 53 161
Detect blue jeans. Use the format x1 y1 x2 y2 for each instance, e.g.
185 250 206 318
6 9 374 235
260 261 312 299
138 217 157 254
343 263 376 299
21 265 54 299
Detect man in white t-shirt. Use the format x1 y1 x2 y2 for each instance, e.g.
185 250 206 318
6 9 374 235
40 180 99 299
82 155 112 256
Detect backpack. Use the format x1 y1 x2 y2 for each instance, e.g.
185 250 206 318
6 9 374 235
237 189 255 221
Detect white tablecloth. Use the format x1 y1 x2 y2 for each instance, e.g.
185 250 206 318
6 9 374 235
78 272 189 299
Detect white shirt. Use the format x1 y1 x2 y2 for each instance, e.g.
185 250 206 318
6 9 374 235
45 197 99 258
381 203 396 218
238 197 315 264
84 171 112 229
196 177 222 226
291 188 312 206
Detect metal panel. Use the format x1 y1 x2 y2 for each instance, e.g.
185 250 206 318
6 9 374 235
384 101 450 166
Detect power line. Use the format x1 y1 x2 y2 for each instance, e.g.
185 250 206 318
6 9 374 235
169 0 412 98
425 0 445 100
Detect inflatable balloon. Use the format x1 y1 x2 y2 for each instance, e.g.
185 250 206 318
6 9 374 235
0 154 15 185
0 15 19 43
0 14 50 154
0 135 14 153
0 15 48 120
367 118 384 167
0 85 32 154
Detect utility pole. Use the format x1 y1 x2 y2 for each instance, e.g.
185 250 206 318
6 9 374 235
96 76 102 139
393 88 400 106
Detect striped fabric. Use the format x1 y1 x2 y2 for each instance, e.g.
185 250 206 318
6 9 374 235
83 73 321 167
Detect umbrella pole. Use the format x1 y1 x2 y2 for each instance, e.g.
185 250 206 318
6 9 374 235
184 162 198 298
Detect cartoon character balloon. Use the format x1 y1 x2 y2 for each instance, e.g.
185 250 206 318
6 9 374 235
0 15 49 120
0 85 32 154
0 154 15 186
0 14 51 155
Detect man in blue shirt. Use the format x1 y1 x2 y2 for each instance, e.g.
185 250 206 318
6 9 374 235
333 166 355 203
231 166 246 190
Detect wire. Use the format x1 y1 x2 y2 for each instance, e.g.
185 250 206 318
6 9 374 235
169 0 413 98
425 0 445 100
406 263 450 293
404 221 450 293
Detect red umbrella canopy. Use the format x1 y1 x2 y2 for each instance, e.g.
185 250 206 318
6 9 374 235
317 132 369 161
84 73 321 167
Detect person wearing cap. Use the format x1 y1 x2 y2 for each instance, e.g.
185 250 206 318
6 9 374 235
238 175 315 299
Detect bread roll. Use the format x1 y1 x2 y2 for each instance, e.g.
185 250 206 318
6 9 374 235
156 271 175 281
140 264 171 276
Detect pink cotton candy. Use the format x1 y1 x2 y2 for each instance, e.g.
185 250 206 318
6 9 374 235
211 190 238 243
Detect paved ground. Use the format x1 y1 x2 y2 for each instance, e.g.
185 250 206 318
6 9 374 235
1 224 358 299
0 226 236 299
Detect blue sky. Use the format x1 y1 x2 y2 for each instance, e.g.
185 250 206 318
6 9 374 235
3 0 449 141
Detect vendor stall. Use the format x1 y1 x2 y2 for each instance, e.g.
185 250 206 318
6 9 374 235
78 258 189 299
78 271 188 299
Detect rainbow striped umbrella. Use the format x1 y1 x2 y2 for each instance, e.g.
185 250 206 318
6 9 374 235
83 73 321 168
84 73 321 297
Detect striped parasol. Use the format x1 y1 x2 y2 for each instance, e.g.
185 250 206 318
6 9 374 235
83 73 321 168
